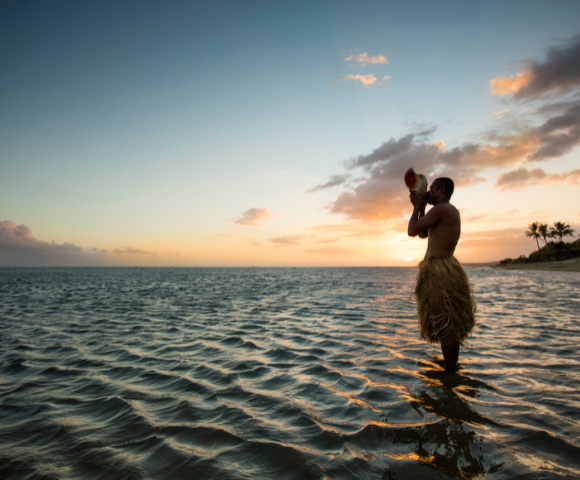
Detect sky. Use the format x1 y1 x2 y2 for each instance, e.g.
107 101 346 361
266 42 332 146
1 0 580 266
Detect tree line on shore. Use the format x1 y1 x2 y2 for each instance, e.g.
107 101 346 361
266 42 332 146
525 221 575 250
500 221 578 265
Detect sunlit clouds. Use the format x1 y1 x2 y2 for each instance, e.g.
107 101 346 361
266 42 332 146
233 208 278 226
345 52 388 65
490 71 532 96
490 34 580 98
312 33 580 226
337 74 391 87
270 235 304 246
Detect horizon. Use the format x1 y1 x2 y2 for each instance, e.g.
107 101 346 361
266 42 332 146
2 1 580 267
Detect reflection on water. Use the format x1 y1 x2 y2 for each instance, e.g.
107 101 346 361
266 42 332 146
0 267 579 479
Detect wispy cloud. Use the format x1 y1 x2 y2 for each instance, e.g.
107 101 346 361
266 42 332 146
307 174 349 193
247 239 262 247
270 235 304 246
337 74 391 87
233 208 278 226
345 53 388 65
493 109 510 116
496 167 580 191
113 246 151 255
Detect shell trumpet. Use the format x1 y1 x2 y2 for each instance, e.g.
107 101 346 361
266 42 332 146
404 168 428 196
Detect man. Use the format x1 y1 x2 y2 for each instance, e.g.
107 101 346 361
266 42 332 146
408 177 476 370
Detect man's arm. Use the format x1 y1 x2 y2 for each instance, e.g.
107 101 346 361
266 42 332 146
408 201 443 237
417 205 428 238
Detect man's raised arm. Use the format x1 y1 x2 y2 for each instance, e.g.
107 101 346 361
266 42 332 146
408 194 441 238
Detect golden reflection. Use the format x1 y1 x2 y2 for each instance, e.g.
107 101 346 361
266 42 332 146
370 362 502 479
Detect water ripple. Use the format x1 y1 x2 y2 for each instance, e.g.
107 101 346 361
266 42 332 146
0 266 579 479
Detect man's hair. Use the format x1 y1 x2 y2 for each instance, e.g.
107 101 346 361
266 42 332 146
433 177 454 199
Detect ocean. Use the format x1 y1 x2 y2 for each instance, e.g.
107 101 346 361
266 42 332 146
0 267 579 479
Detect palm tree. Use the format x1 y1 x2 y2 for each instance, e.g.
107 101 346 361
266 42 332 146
525 222 542 250
549 221 576 243
538 223 549 246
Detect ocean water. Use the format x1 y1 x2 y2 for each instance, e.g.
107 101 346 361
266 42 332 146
0 267 579 480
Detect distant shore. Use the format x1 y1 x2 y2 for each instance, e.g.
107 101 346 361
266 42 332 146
493 259 580 273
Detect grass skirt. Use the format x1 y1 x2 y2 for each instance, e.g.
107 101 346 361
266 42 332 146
414 256 476 346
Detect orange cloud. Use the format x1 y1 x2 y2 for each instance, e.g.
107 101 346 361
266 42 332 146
489 34 580 98
490 71 532 95
270 235 304 246
345 53 388 65
337 74 390 87
233 207 278 226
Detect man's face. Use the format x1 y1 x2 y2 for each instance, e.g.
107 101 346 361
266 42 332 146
426 182 439 205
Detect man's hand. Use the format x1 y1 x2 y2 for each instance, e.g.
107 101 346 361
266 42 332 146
410 192 426 210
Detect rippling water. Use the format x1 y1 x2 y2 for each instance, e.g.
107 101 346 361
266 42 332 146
1 267 579 479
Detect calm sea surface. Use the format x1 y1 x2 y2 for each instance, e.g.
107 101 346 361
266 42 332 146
0 267 579 479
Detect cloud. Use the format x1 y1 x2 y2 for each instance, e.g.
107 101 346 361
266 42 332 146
0 220 105 266
345 53 388 65
233 208 278 226
495 167 580 190
490 71 532 96
490 34 580 98
493 109 510 116
113 246 151 255
337 74 390 87
247 239 262 247
327 135 488 221
323 100 580 221
270 235 304 246
305 246 357 256
307 174 349 193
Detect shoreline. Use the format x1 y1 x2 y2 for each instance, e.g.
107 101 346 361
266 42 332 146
493 258 580 273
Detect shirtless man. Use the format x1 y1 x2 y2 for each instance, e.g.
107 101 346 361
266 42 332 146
407 177 475 370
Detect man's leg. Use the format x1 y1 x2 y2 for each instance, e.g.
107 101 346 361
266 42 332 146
429 280 459 370
440 330 459 371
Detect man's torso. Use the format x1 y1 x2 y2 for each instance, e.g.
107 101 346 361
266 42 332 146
425 203 461 259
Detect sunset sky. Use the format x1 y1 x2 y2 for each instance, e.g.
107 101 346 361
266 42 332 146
1 0 580 266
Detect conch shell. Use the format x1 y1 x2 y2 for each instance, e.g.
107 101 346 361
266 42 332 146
404 168 428 196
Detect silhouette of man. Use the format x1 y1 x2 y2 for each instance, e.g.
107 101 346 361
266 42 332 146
408 177 476 370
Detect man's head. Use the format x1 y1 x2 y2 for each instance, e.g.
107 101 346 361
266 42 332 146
426 177 454 204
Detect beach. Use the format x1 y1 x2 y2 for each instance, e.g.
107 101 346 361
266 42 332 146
494 258 580 273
